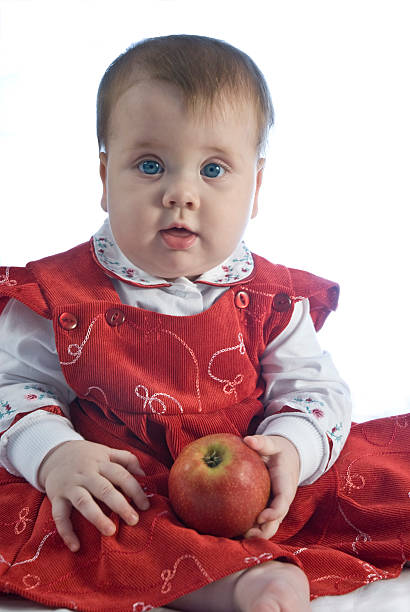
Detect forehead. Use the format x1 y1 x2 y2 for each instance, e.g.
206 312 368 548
108 80 259 152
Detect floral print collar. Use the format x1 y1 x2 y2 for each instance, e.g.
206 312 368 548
92 218 255 288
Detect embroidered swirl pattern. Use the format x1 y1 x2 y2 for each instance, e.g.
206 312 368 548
0 267 17 287
244 552 274 564
135 385 183 414
208 333 246 399
160 554 212 594
60 315 103 366
0 531 56 568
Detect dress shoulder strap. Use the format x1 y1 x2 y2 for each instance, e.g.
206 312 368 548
0 264 50 318
250 254 339 331
288 266 339 331
27 240 119 308
1 240 118 318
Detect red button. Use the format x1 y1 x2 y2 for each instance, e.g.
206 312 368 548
273 293 292 312
235 291 250 309
105 308 125 327
58 312 78 330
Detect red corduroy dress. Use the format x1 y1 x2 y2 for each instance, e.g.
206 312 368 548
0 242 409 611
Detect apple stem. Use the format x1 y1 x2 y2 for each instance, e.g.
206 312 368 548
203 448 223 468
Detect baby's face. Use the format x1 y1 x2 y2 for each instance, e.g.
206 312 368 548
100 80 264 280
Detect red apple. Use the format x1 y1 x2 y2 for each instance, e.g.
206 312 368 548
168 433 271 538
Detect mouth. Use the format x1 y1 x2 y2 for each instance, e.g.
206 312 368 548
160 225 198 250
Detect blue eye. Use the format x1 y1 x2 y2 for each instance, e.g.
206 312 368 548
138 160 164 175
201 163 225 178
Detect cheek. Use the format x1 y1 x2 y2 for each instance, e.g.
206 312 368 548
219 196 254 228
108 169 139 198
212 211 250 249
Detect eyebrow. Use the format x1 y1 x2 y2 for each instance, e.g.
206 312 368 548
202 146 235 157
128 141 235 157
124 140 163 152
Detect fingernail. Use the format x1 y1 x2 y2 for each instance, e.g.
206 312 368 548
141 499 150 511
129 513 139 525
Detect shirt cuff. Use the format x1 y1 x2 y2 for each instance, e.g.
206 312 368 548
0 409 84 490
255 414 325 485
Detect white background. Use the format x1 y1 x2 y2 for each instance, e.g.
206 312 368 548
0 0 409 421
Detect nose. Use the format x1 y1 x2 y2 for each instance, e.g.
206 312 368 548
161 176 200 210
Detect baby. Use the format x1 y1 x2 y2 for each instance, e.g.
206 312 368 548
0 35 353 611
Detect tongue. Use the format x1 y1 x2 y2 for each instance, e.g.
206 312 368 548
160 228 197 250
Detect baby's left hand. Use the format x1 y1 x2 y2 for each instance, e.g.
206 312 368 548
242 434 300 540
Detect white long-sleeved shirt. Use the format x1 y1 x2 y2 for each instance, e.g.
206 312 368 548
0 221 351 490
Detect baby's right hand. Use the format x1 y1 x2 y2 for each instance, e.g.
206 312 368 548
38 440 149 552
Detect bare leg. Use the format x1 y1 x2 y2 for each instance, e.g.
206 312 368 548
166 560 310 612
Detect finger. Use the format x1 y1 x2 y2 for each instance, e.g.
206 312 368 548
244 519 280 540
268 465 297 511
244 525 263 539
260 519 281 539
68 485 117 536
108 449 146 477
51 497 81 552
243 435 277 458
257 506 282 524
100 462 150 515
86 472 144 528
257 493 290 523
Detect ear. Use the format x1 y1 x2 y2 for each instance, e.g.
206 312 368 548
99 152 108 212
251 158 265 219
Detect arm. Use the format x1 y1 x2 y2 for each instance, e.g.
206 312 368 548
244 298 351 539
0 298 83 487
258 298 351 484
0 299 150 550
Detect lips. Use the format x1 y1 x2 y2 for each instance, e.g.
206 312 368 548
160 226 198 250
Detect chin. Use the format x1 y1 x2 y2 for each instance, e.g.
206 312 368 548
163 271 201 282
151 252 222 282
156 262 206 282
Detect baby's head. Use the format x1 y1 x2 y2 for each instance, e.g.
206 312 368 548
96 35 274 281
97 34 274 158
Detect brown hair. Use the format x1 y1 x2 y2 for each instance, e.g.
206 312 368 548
96 34 274 156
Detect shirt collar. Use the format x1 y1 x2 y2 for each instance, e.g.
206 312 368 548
92 218 255 288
